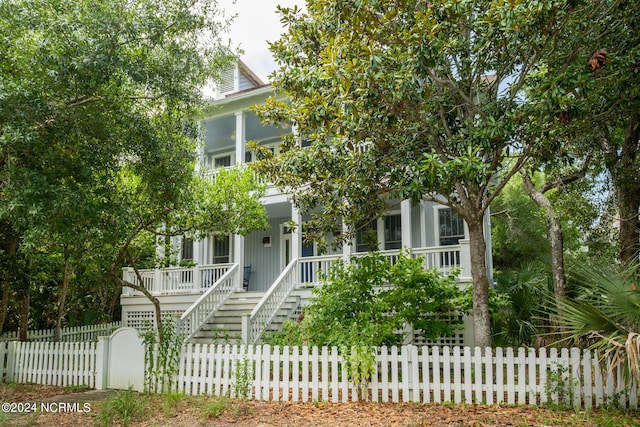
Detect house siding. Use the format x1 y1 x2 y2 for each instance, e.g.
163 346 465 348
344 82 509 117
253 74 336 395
244 216 289 291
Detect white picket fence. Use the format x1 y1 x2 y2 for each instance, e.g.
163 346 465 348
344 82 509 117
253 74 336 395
176 344 638 408
0 321 121 342
1 338 638 409
0 341 97 388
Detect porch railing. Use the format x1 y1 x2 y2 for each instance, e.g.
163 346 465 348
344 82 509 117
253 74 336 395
296 245 463 287
121 263 234 296
243 259 298 344
411 245 462 276
298 254 342 286
178 263 240 340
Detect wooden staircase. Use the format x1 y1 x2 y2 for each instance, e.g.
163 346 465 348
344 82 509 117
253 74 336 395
187 290 307 344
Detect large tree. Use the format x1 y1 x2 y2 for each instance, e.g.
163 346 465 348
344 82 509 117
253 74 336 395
0 0 244 337
525 0 640 265
255 0 574 347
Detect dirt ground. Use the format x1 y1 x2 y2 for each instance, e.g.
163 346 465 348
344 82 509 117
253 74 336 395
2 384 639 426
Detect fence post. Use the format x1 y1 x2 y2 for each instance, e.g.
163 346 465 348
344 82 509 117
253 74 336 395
95 336 110 390
5 341 18 383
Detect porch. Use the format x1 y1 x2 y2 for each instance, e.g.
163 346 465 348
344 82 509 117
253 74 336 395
120 243 472 345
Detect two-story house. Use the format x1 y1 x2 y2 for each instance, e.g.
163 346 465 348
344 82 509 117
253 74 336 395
120 61 491 346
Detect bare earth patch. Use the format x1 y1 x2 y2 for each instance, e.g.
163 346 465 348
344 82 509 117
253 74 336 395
2 384 639 426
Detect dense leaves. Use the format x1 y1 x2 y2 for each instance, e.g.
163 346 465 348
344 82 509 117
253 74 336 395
266 253 463 348
255 0 578 346
0 0 259 335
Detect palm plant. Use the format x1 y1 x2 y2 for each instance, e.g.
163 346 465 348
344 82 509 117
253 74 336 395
553 262 640 382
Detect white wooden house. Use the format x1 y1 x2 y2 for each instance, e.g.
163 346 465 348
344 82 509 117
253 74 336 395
120 61 492 346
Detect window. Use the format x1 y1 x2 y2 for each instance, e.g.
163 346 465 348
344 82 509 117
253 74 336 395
356 221 378 252
245 150 253 163
212 235 230 264
384 214 402 250
213 155 231 168
438 208 465 245
181 237 193 261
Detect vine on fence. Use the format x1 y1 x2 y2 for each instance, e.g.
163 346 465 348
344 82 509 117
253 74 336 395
140 317 184 393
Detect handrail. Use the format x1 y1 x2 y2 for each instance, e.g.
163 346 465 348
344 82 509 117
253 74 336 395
245 259 298 344
178 263 239 340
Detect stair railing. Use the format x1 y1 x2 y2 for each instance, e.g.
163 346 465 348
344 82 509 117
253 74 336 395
243 259 298 344
178 263 239 340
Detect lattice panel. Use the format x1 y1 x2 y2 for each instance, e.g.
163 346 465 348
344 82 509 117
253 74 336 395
124 310 184 331
410 314 466 347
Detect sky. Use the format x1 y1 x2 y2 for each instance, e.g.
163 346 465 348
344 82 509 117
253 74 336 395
217 0 306 83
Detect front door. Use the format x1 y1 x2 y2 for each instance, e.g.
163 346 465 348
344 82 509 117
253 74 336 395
281 226 291 270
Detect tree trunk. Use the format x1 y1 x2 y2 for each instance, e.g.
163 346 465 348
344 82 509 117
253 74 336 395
617 184 640 265
467 218 492 348
600 116 640 266
0 283 9 335
521 171 567 302
54 252 72 342
110 268 164 344
18 291 30 341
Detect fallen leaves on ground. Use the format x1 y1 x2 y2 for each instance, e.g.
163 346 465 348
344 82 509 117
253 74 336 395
3 384 640 427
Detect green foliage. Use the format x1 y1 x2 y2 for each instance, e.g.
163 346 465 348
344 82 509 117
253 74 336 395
232 356 253 400
0 0 241 331
265 252 462 398
96 388 147 427
267 252 463 347
140 317 185 394
490 265 552 347
342 345 377 401
552 262 640 384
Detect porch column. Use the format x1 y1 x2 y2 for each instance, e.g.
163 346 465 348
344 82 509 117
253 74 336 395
291 204 302 261
342 221 351 261
193 240 202 292
458 239 472 281
235 111 245 165
419 200 427 248
401 199 412 250
234 234 245 290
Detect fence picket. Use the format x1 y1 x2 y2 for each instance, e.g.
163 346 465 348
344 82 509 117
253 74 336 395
528 348 537 406
311 346 319 402
453 346 462 404
495 347 504 404
273 346 281 401
485 347 494 405
380 345 389 402
463 346 472 404
474 347 482 403
409 345 420 403
390 346 399 403
402 346 411 402
442 346 451 402
431 347 440 403
517 347 526 405
301 346 309 402
330 347 339 403
321 346 329 401
421 346 430 403
506 348 515 405
291 346 299 402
